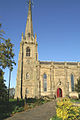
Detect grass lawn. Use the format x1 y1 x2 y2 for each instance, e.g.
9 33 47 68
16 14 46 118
70 99 80 103
50 115 62 120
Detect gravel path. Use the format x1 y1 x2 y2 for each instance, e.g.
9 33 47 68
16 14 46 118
5 100 56 120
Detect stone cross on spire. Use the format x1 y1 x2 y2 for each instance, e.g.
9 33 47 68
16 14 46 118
25 0 34 39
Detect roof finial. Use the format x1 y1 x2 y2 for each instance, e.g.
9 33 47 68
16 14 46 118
22 32 23 41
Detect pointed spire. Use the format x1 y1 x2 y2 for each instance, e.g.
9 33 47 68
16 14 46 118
25 0 33 39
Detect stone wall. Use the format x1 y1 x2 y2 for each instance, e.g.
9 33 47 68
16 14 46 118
39 61 80 98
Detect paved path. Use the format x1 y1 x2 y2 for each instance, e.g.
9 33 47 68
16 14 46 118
5 100 56 120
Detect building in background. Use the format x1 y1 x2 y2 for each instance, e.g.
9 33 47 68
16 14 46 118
9 88 15 99
15 0 80 99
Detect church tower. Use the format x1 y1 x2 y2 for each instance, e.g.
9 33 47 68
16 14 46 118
15 0 39 99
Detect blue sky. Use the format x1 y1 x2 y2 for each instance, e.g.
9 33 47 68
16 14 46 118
0 0 80 88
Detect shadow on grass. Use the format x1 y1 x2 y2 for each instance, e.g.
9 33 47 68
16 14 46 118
0 99 24 120
0 98 48 120
50 115 62 120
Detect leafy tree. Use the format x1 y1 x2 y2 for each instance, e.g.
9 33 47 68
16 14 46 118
0 39 16 69
0 23 5 42
0 23 16 69
75 78 80 93
0 38 16 100
0 69 8 102
0 23 16 100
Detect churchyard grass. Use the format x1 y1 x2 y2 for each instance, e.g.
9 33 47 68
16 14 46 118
70 99 80 103
50 115 62 120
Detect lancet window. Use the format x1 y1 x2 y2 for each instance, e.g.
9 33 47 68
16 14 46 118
43 74 47 92
26 47 30 56
71 74 74 91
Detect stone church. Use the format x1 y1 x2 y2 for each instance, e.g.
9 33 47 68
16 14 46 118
15 0 80 99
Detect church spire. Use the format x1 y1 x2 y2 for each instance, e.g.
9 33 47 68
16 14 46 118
25 0 34 39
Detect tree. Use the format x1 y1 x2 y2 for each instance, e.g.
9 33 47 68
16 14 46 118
0 24 8 101
0 24 16 68
0 24 16 100
0 69 8 102
0 23 16 72
75 78 80 93
0 39 16 69
0 39 16 100
0 23 5 42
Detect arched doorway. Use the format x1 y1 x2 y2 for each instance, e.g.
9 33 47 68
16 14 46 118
57 88 62 97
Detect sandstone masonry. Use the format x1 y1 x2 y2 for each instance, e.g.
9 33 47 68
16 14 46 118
15 0 80 99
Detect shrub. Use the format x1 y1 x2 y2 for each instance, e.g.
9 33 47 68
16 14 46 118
0 99 24 119
56 98 80 120
12 106 24 114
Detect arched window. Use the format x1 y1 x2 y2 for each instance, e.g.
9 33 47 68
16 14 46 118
26 47 30 56
26 73 29 79
43 74 47 92
71 74 74 91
